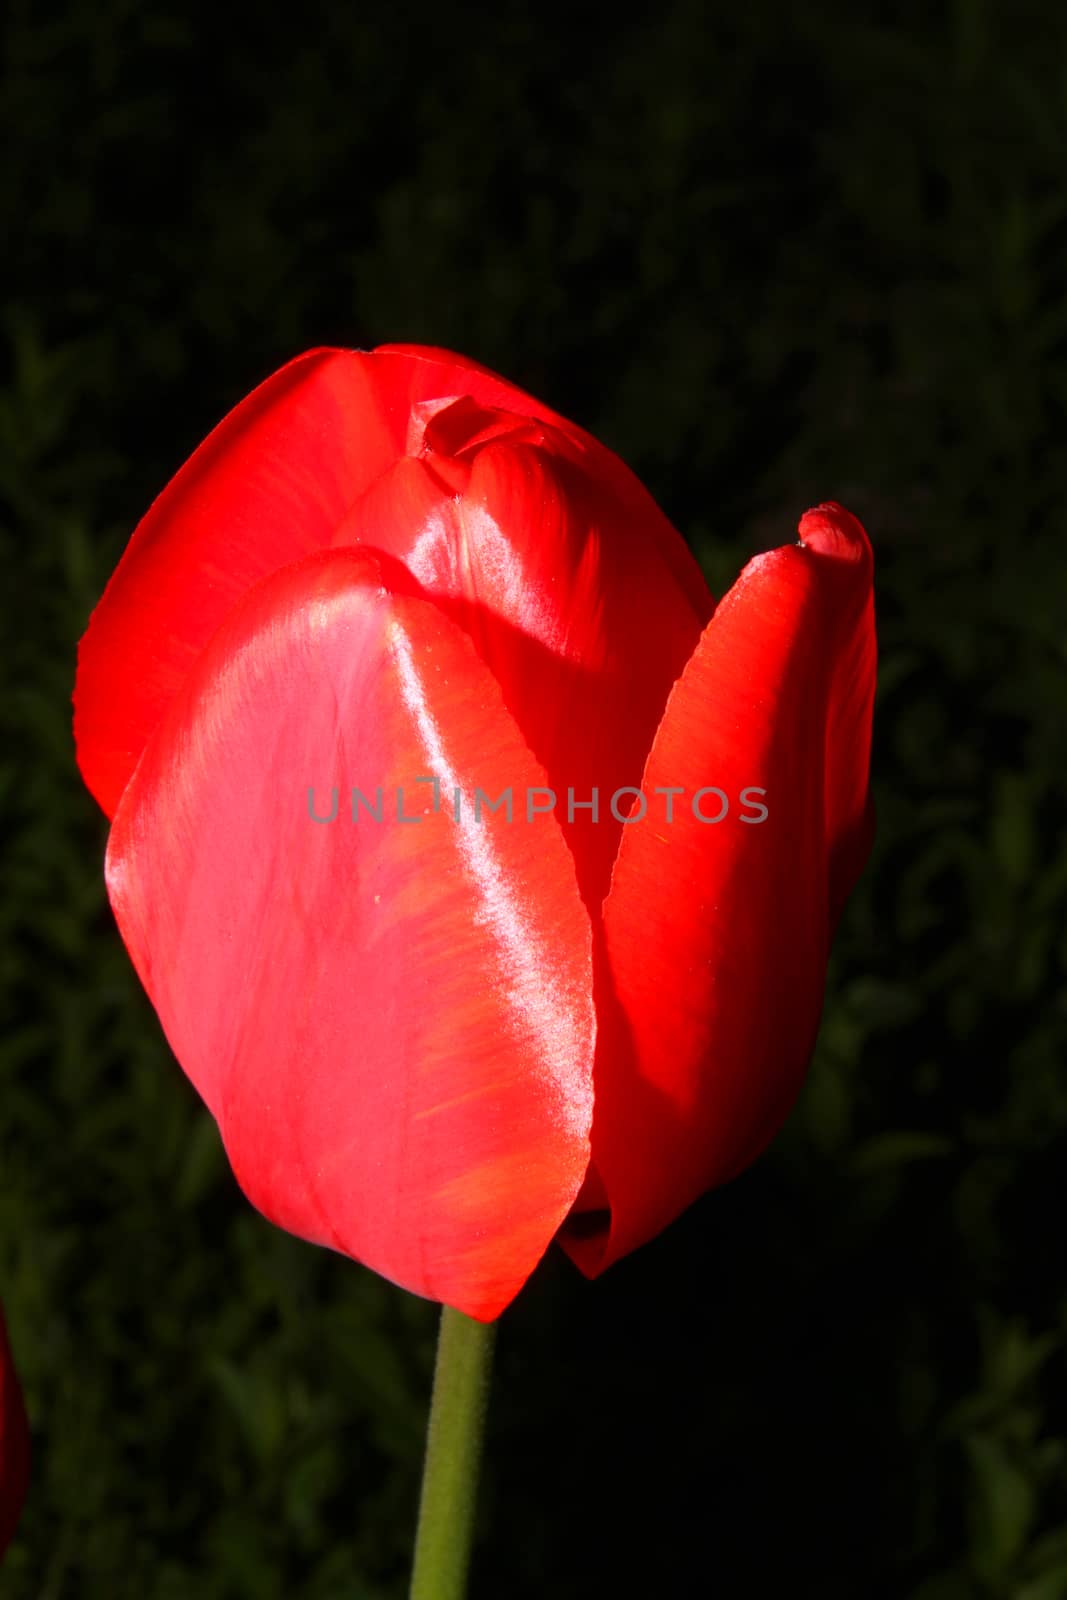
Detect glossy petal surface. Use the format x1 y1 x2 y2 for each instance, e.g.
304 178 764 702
561 503 876 1274
333 407 709 904
373 345 716 621
0 1304 29 1562
106 548 595 1320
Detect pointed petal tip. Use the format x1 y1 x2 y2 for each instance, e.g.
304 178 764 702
797 501 872 565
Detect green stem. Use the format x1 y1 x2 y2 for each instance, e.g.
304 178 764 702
409 1305 497 1600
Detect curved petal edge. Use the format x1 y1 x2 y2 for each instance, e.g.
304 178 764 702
106 546 596 1320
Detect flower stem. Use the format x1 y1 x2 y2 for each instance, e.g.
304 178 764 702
409 1305 497 1600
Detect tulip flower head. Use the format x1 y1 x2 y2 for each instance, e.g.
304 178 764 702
0 1302 29 1560
75 346 875 1320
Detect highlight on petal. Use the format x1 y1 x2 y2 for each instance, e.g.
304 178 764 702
0 1303 29 1562
105 547 596 1321
374 344 717 618
560 502 876 1276
334 408 710 906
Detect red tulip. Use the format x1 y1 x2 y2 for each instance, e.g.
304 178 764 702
74 345 875 1321
0 1302 29 1560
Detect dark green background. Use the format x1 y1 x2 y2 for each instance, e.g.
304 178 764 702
2 2 1065 1595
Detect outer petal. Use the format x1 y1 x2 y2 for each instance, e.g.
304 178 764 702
75 349 380 817
560 503 875 1275
105 547 595 1320
334 417 709 904
0 1302 29 1562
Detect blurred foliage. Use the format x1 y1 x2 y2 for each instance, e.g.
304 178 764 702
2 0 1066 1594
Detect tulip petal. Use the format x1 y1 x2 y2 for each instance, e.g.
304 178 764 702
73 346 527 819
75 349 387 818
75 344 711 824
106 547 595 1320
560 503 875 1275
373 345 719 618
334 423 709 905
0 1303 29 1561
